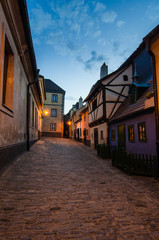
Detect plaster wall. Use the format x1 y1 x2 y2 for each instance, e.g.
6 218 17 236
109 111 157 156
0 4 39 147
90 123 108 149
42 92 64 137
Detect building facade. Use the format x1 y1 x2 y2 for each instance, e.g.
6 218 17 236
42 79 65 138
109 43 157 156
85 63 132 149
0 0 45 170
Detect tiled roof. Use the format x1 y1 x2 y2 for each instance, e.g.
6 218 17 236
109 77 154 123
44 79 65 93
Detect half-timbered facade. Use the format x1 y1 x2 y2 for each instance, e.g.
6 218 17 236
109 39 157 156
85 64 133 149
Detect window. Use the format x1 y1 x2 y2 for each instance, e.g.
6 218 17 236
51 109 57 117
52 94 58 102
123 75 128 81
111 129 115 142
138 122 146 142
92 99 97 111
128 125 135 142
101 130 103 140
2 36 14 111
50 123 56 131
84 115 86 121
130 86 138 104
80 128 82 137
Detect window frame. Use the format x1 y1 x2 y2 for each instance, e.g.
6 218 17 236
52 94 58 103
50 123 56 131
138 122 147 142
92 98 97 111
128 124 135 142
2 36 14 112
51 108 57 117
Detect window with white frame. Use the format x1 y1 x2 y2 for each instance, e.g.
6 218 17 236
50 123 56 131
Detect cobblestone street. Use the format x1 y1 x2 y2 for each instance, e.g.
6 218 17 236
0 138 159 240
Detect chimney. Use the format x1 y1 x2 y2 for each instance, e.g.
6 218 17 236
100 62 108 79
79 96 83 108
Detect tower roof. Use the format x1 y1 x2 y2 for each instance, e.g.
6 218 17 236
44 79 65 94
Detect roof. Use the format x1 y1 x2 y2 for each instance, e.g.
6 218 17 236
84 41 146 103
19 0 37 79
44 79 65 94
143 24 159 43
109 77 154 123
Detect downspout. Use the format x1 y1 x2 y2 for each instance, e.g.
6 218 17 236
146 40 159 178
27 69 40 151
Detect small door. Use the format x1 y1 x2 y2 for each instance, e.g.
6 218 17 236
118 124 126 149
94 128 98 149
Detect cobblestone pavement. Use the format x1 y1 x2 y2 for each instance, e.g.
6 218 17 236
0 138 159 240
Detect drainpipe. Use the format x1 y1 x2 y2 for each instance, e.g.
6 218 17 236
27 69 40 151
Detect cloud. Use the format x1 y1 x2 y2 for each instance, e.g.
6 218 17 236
146 5 159 21
93 30 101 38
94 2 106 12
66 95 76 101
76 51 105 70
30 5 54 35
112 41 120 52
117 20 125 27
101 10 118 23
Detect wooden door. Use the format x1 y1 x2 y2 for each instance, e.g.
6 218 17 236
118 124 126 149
94 128 98 149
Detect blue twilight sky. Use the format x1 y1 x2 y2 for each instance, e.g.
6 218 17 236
27 0 159 113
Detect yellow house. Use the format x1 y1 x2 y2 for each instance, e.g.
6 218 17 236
42 79 65 138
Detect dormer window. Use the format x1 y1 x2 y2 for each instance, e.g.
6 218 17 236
123 75 128 81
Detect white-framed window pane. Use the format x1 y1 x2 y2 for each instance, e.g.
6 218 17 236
50 123 56 131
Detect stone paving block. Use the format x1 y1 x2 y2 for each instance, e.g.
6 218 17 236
0 138 159 239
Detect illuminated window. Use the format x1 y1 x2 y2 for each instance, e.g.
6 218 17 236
112 129 115 142
138 122 146 142
50 123 56 131
2 36 14 111
52 94 58 102
51 109 57 117
128 125 135 142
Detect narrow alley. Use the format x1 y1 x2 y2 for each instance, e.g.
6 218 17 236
0 138 159 240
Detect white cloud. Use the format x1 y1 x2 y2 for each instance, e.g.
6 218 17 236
30 5 54 35
98 38 107 46
94 2 106 12
146 5 159 21
93 30 101 38
101 10 118 23
117 20 125 28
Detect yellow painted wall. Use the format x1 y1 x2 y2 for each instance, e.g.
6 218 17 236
151 37 159 114
42 92 64 137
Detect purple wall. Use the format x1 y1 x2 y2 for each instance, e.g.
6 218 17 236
109 111 157 156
